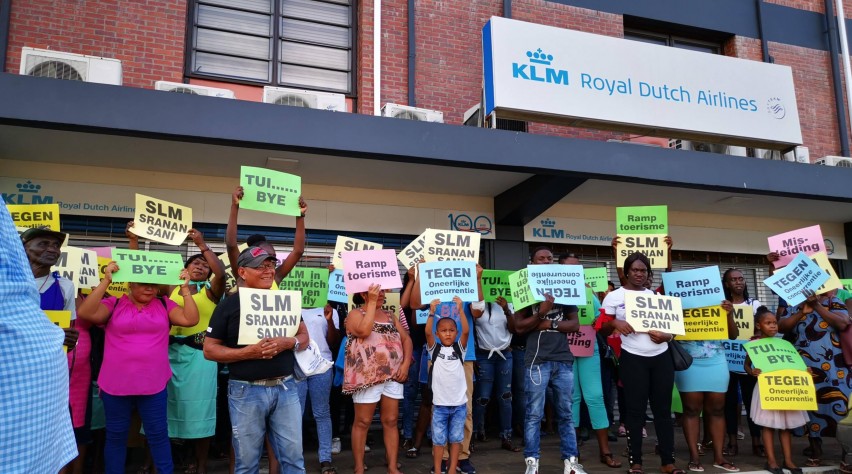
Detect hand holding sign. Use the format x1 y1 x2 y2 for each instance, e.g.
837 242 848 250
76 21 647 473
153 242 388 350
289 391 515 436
239 166 302 216
110 249 185 285
767 225 825 269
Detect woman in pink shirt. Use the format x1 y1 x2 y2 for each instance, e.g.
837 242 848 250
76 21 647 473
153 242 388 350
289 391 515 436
78 261 199 474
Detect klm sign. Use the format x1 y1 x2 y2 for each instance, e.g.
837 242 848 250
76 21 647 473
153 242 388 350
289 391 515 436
2 180 54 204
532 218 564 239
512 49 568 85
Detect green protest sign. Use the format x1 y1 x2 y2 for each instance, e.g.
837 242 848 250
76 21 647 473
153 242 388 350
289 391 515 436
584 267 608 292
278 267 329 308
110 249 184 285
239 166 302 216
482 270 513 303
744 338 806 373
577 287 598 325
508 268 538 310
616 205 668 235
841 279 852 292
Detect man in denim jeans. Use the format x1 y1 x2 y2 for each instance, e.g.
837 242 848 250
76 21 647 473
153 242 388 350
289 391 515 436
514 247 586 474
204 247 310 474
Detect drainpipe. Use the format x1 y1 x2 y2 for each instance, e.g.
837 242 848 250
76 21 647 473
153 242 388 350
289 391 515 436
407 0 415 106
755 0 772 63
374 0 382 115
825 0 851 156
503 0 511 19
835 0 852 156
0 0 11 72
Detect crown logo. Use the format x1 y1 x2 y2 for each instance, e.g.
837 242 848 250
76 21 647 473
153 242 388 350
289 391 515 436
16 180 41 193
526 48 553 66
541 218 556 228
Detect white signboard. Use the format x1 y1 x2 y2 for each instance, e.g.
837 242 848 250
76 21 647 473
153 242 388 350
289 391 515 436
483 17 803 148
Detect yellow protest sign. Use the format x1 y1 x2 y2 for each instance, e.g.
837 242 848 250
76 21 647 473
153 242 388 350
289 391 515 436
8 203 60 231
131 194 192 246
348 291 401 318
811 252 842 294
332 236 382 269
757 369 817 410
423 228 480 262
616 234 668 269
238 288 302 345
677 305 728 341
624 291 684 335
732 304 754 341
44 310 71 328
213 244 247 295
81 256 128 297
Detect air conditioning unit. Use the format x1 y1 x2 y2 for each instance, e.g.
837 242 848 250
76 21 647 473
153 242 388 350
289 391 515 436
382 103 443 123
155 81 235 98
815 156 852 167
669 139 746 157
749 146 808 163
462 103 526 131
262 86 346 112
19 47 122 85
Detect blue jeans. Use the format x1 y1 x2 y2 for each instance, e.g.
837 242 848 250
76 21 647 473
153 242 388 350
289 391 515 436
401 345 423 439
433 404 467 446
511 347 526 428
473 349 513 439
228 378 306 474
101 388 172 474
297 370 333 463
523 360 578 460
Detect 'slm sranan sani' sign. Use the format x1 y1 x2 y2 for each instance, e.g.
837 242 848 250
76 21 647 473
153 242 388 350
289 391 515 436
482 17 802 149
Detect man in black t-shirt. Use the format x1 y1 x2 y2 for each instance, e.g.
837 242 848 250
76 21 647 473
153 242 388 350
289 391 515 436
204 246 309 474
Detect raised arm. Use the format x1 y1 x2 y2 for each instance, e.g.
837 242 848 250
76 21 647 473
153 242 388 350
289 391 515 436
275 196 307 284
424 299 440 348
721 299 740 339
512 295 554 334
190 229 227 301
612 237 626 286
168 270 200 327
126 221 139 250
455 296 469 343
225 186 244 280
77 261 118 325
409 264 425 309
324 304 341 349
400 264 416 310
345 284 381 338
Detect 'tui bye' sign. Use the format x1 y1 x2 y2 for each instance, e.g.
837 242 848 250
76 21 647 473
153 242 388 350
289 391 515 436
110 249 184 285
239 166 302 217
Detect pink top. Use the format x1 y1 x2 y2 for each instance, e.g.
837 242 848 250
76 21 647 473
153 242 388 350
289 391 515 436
67 318 92 427
97 295 177 396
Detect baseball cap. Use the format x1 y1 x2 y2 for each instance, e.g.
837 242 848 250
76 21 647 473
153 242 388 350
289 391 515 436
20 226 67 245
237 246 276 269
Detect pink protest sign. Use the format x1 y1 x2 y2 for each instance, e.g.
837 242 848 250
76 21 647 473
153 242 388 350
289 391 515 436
341 249 402 294
567 326 596 357
767 225 825 268
87 247 114 258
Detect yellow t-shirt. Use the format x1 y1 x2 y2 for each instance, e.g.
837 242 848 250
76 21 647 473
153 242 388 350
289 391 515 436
169 286 219 336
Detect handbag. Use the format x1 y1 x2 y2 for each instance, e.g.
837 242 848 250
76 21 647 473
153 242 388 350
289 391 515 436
295 339 334 380
668 340 693 371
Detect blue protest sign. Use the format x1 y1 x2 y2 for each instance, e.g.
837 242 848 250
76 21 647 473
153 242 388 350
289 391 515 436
416 308 430 324
662 266 724 309
419 261 479 302
527 264 586 306
327 269 347 303
723 339 747 373
763 252 829 307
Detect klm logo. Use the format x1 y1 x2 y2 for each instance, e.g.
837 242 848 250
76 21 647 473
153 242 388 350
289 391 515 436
512 48 569 86
532 218 564 239
3 180 55 204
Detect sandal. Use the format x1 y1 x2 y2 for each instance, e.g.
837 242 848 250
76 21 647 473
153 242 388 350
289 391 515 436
840 462 852 474
723 444 738 457
321 461 337 474
782 465 802 474
405 447 419 459
697 443 706 457
687 462 704 472
600 453 622 468
712 462 740 472
805 458 822 467
627 464 644 474
501 438 521 453
764 464 783 474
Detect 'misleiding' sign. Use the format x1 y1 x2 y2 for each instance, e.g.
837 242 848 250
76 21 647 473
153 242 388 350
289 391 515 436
482 17 802 149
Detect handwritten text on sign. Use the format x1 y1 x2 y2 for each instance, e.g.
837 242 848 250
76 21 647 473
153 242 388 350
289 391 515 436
238 288 302 344
615 205 668 235
419 261 478 303
341 249 401 294
677 305 728 341
482 269 512 303
332 236 382 269
508 268 537 310
757 369 817 410
763 252 828 307
527 264 586 306
131 194 192 245
398 231 427 269
744 337 806 373
567 326 596 357
110 249 184 285
239 166 301 216
423 229 480 262
616 234 668 269
624 292 685 335
9 203 60 230
662 266 724 309
279 267 329 308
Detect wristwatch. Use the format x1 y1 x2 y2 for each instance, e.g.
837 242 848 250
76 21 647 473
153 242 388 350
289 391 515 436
293 338 301 351
550 320 559 330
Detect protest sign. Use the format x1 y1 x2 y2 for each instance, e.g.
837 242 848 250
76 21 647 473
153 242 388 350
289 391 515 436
211 244 247 295
577 288 598 325
8 203 60 230
842 279 852 292
677 305 728 341
50 246 99 292
616 234 668 269
416 308 430 324
347 291 401 318
567 326 596 357
239 166 301 216
732 304 755 341
45 310 71 327
584 267 608 292
767 225 825 269
423 229 480 262
624 292 684 335
332 236 382 269
131 194 192 245
419 261 479 303
527 264 586 306
662 266 724 309
744 338 807 373
85 255 128 297
327 269 347 303
341 249 401 294
763 252 828 306
482 270 513 303
110 249 184 285
723 339 748 373
757 369 817 410
811 252 842 294
279 267 329 308
508 268 538 310
615 205 668 235
398 231 427 269
238 288 302 344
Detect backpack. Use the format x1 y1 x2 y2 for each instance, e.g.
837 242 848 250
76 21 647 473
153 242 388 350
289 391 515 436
427 341 464 390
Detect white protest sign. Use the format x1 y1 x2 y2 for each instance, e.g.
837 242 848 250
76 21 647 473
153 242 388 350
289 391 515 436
238 288 302 345
527 264 586 305
131 194 192 245
398 231 427 269
624 292 684 335
423 228 480 262
332 236 382 269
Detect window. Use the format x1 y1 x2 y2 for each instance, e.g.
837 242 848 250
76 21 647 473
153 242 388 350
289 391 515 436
624 29 721 55
189 0 354 94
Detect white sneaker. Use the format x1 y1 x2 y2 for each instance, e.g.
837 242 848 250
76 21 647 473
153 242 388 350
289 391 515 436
524 457 538 474
564 456 587 474
364 444 371 452
331 437 341 455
